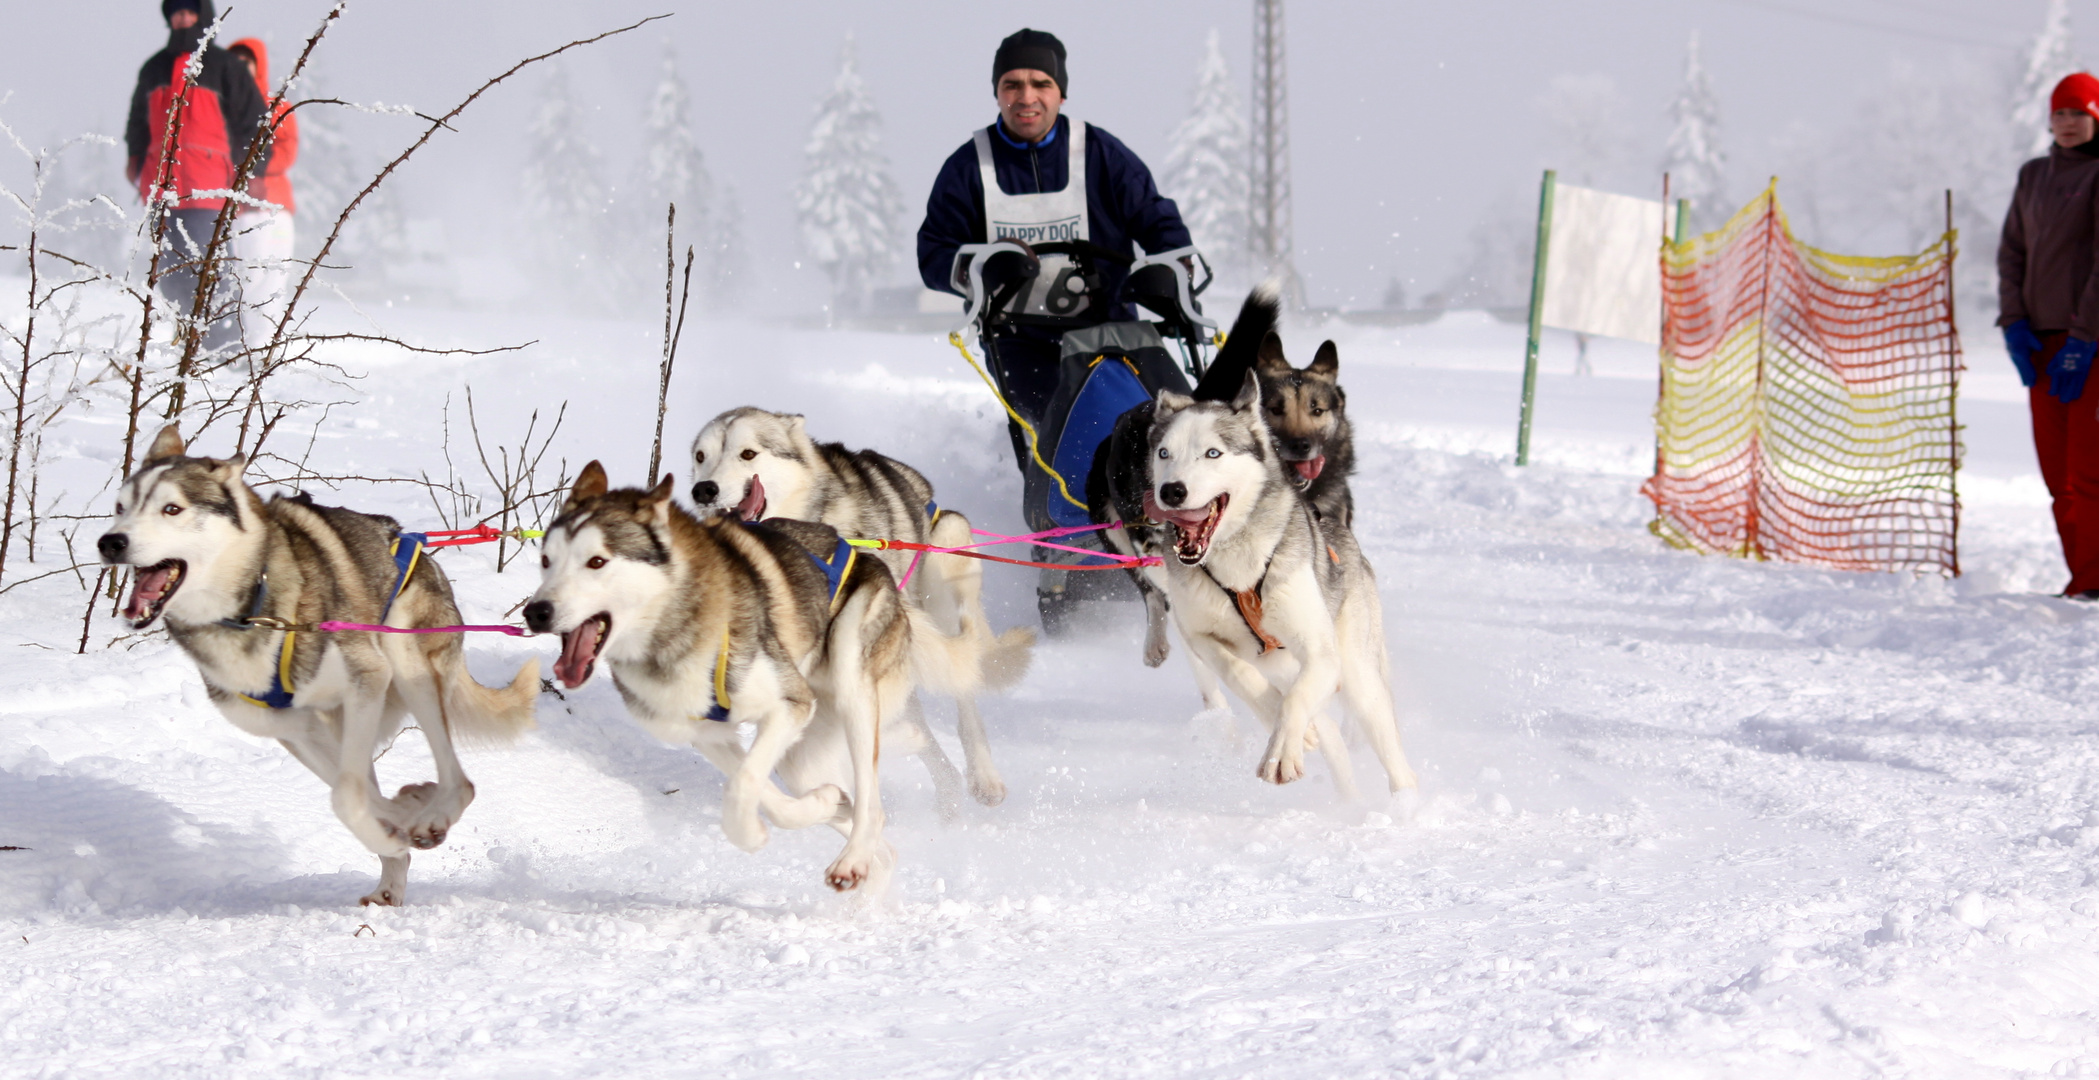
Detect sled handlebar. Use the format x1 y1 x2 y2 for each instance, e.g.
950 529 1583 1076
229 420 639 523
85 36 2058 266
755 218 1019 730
952 239 1038 335
1125 246 1218 336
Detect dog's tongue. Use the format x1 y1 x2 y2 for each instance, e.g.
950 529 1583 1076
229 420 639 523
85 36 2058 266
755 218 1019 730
735 474 767 522
1293 456 1326 482
124 565 175 623
554 618 604 688
1142 489 1214 528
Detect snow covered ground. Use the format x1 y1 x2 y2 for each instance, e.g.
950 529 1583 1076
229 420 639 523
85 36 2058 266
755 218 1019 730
4 301 2098 1078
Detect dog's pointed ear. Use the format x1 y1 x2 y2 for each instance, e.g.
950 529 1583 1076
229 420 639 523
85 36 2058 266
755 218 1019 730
1255 331 1290 377
566 460 609 510
643 473 676 525
1155 388 1195 422
211 455 246 481
144 424 185 466
1309 341 1339 377
1230 370 1261 413
788 414 808 440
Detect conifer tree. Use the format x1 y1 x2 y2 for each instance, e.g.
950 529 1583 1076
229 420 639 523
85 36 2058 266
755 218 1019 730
636 42 715 298
1661 32 1728 231
707 184 750 309
523 62 614 306
794 35 903 314
2013 0 2081 158
1162 29 1251 289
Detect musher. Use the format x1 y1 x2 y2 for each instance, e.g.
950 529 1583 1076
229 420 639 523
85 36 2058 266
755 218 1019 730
916 28 1194 474
2001 72 2099 598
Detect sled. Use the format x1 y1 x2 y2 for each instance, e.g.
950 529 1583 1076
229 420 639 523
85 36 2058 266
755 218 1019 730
950 239 1217 634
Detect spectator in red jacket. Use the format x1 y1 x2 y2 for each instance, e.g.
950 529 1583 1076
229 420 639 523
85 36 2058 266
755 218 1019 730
228 36 296 339
125 0 269 347
2001 72 2099 598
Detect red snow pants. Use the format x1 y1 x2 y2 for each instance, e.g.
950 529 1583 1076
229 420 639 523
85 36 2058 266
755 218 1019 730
2029 332 2099 594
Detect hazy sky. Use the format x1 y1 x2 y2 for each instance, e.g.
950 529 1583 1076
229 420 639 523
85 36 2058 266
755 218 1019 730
5 0 2072 309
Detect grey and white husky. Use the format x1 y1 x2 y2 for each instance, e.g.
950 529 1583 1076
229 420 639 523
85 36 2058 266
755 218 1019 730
688 408 1033 808
1142 373 1418 799
526 463 989 891
97 425 542 906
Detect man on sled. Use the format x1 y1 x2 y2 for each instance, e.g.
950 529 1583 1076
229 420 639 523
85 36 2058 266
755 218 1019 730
916 28 1217 633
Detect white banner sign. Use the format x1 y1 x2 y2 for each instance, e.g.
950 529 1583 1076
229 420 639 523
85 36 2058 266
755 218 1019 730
1541 184 1666 346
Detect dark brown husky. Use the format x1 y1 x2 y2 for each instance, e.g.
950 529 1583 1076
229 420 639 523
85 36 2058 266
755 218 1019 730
1254 336 1355 528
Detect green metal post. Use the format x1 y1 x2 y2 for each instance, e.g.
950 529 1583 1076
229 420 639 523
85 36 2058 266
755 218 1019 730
1673 198 1689 243
1516 169 1557 465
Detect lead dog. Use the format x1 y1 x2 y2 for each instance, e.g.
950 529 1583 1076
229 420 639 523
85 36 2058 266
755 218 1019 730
526 462 981 891
1143 372 1417 798
688 409 1033 808
97 425 541 906
1093 286 1279 705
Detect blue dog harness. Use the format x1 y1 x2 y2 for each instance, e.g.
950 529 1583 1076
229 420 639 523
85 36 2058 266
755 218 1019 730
703 531 862 723
233 532 426 710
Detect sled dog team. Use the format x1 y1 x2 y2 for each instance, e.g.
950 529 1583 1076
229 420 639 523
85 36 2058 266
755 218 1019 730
97 287 1417 905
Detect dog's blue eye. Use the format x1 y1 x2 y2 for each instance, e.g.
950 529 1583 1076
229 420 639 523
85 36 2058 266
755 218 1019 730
1156 448 1168 459
1205 449 1221 459
162 504 182 516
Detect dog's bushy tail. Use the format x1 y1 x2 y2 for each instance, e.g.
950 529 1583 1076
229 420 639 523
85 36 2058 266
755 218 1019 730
906 608 1035 699
1193 279 1283 401
443 655 541 743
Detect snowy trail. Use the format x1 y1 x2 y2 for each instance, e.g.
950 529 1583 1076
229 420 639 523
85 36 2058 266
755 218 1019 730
4 310 2098 1077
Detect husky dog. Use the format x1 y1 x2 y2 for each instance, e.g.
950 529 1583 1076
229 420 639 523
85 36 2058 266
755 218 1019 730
1093 286 1279 696
526 463 984 891
688 409 1033 808
1141 372 1417 798
97 426 541 906
1255 336 1355 529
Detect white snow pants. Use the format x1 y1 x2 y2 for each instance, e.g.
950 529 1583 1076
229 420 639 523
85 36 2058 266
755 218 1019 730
234 206 295 343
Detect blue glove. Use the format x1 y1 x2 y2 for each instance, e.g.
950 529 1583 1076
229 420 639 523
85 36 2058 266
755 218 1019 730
2051 336 2097 403
2004 319 2042 386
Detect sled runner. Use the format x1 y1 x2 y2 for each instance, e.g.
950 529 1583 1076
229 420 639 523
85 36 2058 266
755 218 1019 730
951 238 1217 633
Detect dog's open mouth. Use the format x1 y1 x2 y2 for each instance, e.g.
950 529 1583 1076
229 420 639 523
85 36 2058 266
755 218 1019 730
1287 455 1326 485
735 474 767 522
1144 491 1228 565
555 612 610 688
123 559 186 627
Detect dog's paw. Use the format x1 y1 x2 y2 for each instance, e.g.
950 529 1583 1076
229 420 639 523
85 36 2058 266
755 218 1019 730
823 841 892 893
721 812 770 853
969 771 1008 807
358 885 403 907
1258 732 1307 785
1143 633 1171 668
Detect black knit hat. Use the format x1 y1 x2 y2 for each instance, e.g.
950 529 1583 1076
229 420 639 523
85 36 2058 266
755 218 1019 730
993 29 1068 96
162 0 210 21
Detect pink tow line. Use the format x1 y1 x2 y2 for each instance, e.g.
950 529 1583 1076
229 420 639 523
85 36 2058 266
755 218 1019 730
896 520 1153 590
313 621 530 637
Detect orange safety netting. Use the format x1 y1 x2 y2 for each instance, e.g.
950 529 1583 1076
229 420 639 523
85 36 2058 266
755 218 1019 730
1642 183 1964 574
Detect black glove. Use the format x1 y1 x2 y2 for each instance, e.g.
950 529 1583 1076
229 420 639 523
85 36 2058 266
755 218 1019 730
983 241 1041 293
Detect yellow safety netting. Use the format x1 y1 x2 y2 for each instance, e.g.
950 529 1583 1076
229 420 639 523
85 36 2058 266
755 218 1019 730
1642 182 1964 574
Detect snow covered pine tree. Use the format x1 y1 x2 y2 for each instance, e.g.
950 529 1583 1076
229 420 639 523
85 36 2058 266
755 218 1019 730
524 62 615 310
1163 29 1250 291
707 184 750 308
1662 31 1727 232
634 43 714 298
795 35 904 316
2013 0 2082 158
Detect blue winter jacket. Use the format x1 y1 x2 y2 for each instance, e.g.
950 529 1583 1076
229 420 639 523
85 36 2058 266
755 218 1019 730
917 115 1192 323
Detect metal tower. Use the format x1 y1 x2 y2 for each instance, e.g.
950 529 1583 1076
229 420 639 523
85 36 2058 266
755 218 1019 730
1250 0 1304 307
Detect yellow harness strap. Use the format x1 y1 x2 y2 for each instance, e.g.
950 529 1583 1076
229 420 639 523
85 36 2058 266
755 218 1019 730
948 331 1088 511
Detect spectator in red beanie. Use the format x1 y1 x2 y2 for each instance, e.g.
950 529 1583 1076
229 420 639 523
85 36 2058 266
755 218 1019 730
2000 71 2099 597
